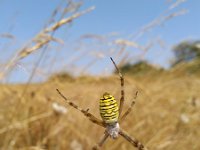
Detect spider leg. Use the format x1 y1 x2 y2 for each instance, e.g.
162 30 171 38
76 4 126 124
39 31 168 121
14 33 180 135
120 91 138 122
56 89 105 127
92 132 109 150
119 128 148 150
110 57 124 117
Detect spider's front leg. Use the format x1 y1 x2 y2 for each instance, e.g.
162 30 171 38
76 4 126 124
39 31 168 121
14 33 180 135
56 89 105 127
110 57 125 117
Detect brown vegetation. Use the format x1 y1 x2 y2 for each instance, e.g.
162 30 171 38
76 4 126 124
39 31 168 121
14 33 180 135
0 71 199 150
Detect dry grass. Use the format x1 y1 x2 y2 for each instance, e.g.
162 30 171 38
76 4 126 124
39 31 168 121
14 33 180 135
0 5 95 81
0 72 199 150
0 1 196 149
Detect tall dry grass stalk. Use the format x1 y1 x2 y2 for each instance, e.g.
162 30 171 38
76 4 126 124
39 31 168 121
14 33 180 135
0 6 95 81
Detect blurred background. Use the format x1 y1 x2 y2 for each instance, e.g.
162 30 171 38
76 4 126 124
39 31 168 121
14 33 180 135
0 0 200 149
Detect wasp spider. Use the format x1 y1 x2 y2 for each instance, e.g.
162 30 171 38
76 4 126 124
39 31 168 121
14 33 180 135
56 57 148 150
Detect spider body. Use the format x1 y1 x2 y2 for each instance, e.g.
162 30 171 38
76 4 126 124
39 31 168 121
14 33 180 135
99 92 119 124
99 92 120 139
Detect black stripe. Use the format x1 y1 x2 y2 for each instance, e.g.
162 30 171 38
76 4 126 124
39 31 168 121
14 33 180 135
100 105 117 110
100 102 117 107
100 108 118 114
101 113 118 118
103 116 118 120
101 97 115 101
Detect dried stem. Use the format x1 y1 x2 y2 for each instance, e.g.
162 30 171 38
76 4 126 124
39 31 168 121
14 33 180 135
0 6 95 81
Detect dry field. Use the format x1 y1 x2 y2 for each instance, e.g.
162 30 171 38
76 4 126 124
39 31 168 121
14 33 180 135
0 71 199 150
0 1 197 150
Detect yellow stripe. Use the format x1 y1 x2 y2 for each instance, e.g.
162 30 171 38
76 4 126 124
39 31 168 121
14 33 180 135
100 104 117 110
100 101 117 107
100 107 118 114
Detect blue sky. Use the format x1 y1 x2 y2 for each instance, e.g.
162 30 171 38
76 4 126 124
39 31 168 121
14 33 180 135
0 0 200 82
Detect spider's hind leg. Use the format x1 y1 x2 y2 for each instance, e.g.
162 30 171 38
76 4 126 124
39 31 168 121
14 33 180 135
92 133 109 150
119 129 148 150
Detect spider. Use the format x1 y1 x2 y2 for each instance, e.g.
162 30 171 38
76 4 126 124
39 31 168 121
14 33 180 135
56 57 148 150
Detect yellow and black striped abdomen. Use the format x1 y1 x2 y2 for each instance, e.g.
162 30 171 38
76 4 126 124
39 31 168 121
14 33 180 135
99 92 119 124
